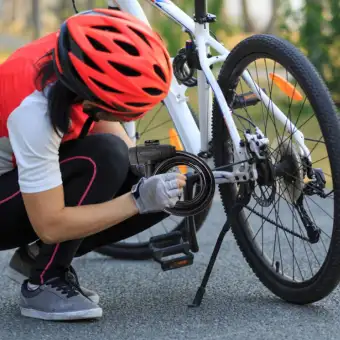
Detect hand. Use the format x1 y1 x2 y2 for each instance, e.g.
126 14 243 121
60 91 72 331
131 173 187 214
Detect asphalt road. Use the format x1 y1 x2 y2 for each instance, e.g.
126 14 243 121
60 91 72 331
0 193 338 340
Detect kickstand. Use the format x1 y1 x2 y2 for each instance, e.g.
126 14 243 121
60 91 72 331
188 185 252 308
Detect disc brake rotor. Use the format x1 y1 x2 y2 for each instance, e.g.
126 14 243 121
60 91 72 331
252 159 276 207
271 137 304 204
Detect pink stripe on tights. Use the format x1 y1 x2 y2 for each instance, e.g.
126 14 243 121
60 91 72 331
0 190 20 205
40 156 97 284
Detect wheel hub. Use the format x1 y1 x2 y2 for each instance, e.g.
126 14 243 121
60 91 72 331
252 158 276 207
270 137 304 204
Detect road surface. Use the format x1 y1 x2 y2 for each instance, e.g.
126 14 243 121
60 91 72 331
0 195 338 340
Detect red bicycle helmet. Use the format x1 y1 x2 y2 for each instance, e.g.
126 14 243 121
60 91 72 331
53 9 172 121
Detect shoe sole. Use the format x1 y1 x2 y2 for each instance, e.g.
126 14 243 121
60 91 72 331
20 306 103 320
6 267 100 304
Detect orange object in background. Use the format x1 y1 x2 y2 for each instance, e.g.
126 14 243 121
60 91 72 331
269 73 303 101
169 128 187 174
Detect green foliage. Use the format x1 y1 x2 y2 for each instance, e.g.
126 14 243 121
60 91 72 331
149 0 233 56
281 0 340 105
49 0 233 57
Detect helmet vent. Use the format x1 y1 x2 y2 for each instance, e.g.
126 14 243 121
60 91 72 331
86 36 110 53
143 87 163 96
92 25 121 33
114 40 140 56
126 102 149 107
90 78 123 93
153 65 166 82
129 27 151 48
83 53 103 73
108 61 141 77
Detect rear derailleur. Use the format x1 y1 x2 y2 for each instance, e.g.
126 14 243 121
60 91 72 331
295 166 327 244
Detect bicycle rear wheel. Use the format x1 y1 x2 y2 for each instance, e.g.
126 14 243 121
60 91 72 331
95 102 210 260
213 34 340 304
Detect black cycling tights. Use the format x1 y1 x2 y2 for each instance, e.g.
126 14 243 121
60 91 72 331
0 133 167 284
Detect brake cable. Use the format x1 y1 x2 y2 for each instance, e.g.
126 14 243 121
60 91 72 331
72 0 79 13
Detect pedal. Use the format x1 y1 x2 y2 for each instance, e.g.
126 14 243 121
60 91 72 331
149 231 194 271
232 89 267 110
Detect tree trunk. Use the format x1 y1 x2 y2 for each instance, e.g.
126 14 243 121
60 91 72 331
241 0 256 32
87 0 95 9
262 0 280 34
11 0 18 21
32 0 41 39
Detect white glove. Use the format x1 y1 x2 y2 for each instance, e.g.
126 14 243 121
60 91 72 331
131 173 186 214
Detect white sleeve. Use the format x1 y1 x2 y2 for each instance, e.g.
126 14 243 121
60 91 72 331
7 90 63 193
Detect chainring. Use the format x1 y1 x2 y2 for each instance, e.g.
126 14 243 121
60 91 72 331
271 137 304 204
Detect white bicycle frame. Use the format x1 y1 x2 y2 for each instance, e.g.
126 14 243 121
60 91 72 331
108 0 312 173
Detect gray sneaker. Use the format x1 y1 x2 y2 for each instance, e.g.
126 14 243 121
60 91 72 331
7 244 100 304
20 276 103 321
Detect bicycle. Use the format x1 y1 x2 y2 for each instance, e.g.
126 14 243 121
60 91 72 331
78 0 340 306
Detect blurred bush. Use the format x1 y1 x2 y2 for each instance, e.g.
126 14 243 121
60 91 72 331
1 0 339 107
281 0 340 107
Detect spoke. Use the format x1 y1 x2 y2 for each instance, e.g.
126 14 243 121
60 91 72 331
268 97 311 157
248 186 274 240
274 175 333 221
305 196 331 240
304 195 333 220
254 60 268 135
280 183 321 269
261 204 264 255
262 61 284 144
158 136 172 142
275 181 331 269
312 155 329 166
244 184 268 225
279 70 296 147
320 228 332 239
230 57 336 284
238 78 256 130
305 137 325 144
305 135 324 160
304 198 330 254
251 185 291 241
263 59 272 132
276 187 284 275
272 185 280 268
271 185 305 280
267 152 329 199
138 119 172 137
139 104 164 137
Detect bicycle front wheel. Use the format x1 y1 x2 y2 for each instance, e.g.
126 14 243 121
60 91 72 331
213 34 340 304
95 102 210 260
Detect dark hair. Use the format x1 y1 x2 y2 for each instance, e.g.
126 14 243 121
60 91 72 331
35 49 82 136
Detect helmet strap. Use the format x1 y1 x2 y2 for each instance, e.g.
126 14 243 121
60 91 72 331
78 117 94 139
78 109 99 139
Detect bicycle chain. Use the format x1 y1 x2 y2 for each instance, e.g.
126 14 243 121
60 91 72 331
243 205 310 242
